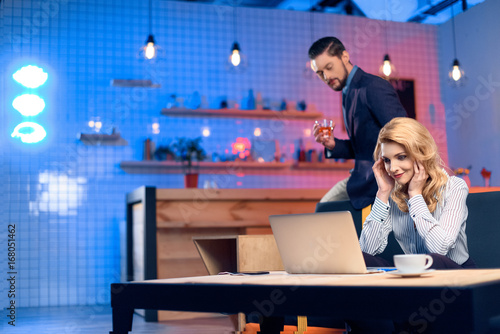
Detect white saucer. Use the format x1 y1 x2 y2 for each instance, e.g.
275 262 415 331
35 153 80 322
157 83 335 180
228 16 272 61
389 269 435 278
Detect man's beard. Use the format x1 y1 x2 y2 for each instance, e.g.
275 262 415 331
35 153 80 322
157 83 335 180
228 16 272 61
331 63 348 91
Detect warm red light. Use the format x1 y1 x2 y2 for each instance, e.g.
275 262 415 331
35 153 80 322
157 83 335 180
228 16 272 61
233 143 246 154
231 137 251 157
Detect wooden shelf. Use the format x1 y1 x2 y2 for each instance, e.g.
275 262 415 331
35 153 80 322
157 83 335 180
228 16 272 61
120 160 293 174
160 107 323 120
111 79 161 88
293 161 354 170
119 160 353 174
78 133 128 146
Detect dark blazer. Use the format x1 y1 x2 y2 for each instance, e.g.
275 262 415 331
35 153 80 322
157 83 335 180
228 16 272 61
326 67 407 209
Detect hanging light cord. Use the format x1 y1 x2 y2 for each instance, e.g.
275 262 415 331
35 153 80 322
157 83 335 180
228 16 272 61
384 21 388 54
309 0 314 43
233 5 237 42
384 0 389 54
149 0 153 36
451 4 458 58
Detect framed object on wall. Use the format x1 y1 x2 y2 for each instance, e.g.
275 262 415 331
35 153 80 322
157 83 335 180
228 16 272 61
389 78 416 119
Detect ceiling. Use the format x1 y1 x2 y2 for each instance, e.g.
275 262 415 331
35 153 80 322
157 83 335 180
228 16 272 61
170 0 486 24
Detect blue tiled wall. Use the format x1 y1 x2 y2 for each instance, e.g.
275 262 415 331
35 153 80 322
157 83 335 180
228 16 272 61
1 0 444 307
439 0 500 187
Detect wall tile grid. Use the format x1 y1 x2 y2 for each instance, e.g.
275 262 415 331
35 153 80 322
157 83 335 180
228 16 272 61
439 0 500 186
1 0 445 306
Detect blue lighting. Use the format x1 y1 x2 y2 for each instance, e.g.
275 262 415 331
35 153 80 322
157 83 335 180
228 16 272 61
11 122 47 144
11 64 49 144
12 94 46 116
13 65 48 88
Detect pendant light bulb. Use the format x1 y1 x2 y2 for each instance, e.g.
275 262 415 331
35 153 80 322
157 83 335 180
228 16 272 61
231 51 241 67
448 58 466 86
230 42 241 67
144 35 157 60
451 59 462 82
225 5 247 72
139 0 159 61
379 54 397 78
382 59 392 77
447 6 465 87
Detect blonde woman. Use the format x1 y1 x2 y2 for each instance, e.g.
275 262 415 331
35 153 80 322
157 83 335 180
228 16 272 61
360 117 476 269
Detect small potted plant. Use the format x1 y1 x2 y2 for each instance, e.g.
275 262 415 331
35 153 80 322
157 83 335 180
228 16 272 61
154 143 175 161
172 137 207 188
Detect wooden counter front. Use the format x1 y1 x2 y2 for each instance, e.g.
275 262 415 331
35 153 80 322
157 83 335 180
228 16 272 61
125 187 326 321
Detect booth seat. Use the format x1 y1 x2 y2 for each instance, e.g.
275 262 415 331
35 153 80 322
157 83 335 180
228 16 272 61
315 191 500 268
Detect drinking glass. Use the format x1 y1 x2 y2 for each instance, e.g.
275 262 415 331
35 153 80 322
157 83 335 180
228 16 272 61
315 119 333 138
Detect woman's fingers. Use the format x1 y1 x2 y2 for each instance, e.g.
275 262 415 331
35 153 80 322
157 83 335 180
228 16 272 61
372 159 383 174
414 161 427 180
408 161 428 197
418 161 427 177
373 158 394 193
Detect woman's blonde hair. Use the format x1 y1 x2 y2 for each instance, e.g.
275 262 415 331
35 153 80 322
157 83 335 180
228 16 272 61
373 117 448 213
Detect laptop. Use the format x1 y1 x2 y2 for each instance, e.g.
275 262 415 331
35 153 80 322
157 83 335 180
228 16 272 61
269 211 369 274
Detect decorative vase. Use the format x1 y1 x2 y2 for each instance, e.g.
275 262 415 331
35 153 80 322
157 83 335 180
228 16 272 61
481 168 492 187
484 177 491 187
184 173 199 188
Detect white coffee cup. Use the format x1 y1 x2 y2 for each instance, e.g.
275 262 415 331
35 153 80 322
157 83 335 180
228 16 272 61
393 254 433 273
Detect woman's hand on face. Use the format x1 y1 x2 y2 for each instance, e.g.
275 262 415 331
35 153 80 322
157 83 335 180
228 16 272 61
373 158 394 201
408 161 428 198
313 122 336 150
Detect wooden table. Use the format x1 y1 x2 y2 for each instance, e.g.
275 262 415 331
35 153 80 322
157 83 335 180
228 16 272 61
125 187 326 321
110 269 500 334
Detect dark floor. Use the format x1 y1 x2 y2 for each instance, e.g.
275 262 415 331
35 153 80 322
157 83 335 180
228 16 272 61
4 306 236 334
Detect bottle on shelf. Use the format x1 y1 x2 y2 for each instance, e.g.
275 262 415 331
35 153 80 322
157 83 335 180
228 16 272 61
255 91 263 110
143 138 152 161
246 89 255 110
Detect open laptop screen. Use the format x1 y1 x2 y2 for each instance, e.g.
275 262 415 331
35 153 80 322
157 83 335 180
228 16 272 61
269 211 368 274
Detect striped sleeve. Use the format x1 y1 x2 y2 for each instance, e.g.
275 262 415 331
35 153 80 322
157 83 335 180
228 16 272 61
359 197 392 255
409 179 469 255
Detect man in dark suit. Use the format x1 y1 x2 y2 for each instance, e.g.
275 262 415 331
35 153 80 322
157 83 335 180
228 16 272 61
310 36 407 210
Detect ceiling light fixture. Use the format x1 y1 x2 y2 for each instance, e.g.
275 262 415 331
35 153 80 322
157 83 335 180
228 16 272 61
230 41 241 67
140 0 159 60
448 4 466 87
379 0 398 79
227 4 247 71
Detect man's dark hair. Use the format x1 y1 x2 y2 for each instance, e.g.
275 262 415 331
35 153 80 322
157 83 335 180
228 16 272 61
308 37 346 60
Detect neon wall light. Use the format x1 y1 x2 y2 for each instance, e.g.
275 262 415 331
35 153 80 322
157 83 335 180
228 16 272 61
12 94 46 116
11 65 48 144
13 65 48 88
11 122 47 143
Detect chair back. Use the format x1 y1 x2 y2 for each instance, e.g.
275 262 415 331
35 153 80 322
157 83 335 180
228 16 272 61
465 191 500 268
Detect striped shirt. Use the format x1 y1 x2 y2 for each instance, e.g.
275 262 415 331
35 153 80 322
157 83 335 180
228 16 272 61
360 176 470 265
